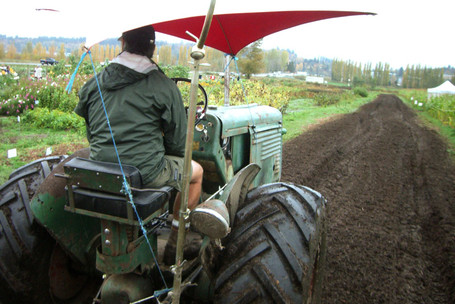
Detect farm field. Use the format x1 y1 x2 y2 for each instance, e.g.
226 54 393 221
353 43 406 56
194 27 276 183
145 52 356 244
1 62 455 302
282 94 455 303
0 70 379 184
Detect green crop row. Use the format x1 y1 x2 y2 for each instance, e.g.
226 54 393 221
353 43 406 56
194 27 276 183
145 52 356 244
402 89 455 128
425 95 455 128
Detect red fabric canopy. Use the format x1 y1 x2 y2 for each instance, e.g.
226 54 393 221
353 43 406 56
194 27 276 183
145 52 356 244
153 11 373 55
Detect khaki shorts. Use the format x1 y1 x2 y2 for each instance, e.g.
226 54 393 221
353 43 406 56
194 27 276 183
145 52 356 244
145 155 185 191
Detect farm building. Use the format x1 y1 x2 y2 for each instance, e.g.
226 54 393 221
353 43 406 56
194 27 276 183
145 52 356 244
427 80 455 98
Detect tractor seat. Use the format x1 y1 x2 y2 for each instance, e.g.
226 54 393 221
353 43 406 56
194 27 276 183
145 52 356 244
62 157 173 223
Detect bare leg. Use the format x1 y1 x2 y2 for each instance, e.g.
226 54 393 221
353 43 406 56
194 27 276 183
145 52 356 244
164 160 203 265
173 160 203 220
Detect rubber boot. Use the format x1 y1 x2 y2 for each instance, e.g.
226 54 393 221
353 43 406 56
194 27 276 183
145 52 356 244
163 228 178 266
163 228 202 266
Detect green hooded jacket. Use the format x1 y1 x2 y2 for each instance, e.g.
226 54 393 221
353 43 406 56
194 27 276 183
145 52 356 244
75 60 187 185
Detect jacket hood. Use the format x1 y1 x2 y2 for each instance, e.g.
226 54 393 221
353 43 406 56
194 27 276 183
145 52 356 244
99 63 149 91
99 51 159 91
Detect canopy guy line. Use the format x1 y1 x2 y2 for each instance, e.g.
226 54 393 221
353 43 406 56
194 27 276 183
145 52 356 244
66 49 170 292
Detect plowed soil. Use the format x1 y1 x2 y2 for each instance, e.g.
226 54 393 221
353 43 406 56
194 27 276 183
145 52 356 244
282 94 455 304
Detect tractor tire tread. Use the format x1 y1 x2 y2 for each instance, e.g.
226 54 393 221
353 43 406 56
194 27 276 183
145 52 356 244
0 156 65 296
214 182 326 304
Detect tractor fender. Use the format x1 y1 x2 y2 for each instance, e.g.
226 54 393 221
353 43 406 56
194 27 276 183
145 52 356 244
30 148 100 266
189 164 260 243
217 163 260 226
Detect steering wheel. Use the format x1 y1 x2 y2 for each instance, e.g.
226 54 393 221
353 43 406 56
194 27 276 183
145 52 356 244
172 78 208 125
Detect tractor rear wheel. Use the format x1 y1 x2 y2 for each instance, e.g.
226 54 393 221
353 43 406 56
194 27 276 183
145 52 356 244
0 155 100 303
0 156 66 303
213 182 326 304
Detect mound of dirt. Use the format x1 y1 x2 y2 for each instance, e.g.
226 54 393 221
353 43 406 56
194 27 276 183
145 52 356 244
282 94 455 304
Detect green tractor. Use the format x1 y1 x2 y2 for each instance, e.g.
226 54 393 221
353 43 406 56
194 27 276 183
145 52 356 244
0 86 326 304
0 3 327 303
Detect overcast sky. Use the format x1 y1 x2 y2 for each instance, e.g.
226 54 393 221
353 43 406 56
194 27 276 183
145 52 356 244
1 0 453 68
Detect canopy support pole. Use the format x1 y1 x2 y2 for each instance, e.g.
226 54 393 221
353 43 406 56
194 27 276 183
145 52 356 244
171 1 216 303
224 54 230 106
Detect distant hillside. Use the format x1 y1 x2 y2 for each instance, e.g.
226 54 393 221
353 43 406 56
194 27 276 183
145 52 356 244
0 34 335 76
0 35 120 54
0 35 191 57
1 35 453 79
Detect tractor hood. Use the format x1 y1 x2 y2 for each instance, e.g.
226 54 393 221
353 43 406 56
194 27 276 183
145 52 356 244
207 104 283 138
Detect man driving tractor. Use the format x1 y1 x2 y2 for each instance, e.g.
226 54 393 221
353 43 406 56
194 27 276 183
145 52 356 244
74 25 203 265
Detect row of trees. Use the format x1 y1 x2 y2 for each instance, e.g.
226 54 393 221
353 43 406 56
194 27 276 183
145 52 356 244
331 59 392 87
0 41 66 61
0 38 299 76
0 41 122 63
153 40 294 76
0 37 395 83
1 37 451 88
401 65 444 89
331 59 446 88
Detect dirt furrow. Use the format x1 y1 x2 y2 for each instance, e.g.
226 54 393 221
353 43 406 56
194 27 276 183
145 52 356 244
282 94 455 304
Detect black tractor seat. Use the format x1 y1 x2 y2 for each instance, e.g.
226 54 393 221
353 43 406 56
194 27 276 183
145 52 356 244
61 157 174 224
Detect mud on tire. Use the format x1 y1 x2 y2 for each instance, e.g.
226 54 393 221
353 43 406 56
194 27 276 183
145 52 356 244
214 182 326 304
0 156 66 303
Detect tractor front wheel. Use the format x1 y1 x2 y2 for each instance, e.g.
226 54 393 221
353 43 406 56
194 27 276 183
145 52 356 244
213 182 327 304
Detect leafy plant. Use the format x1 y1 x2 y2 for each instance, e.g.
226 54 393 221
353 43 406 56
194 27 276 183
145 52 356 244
202 79 292 112
0 94 36 115
0 76 39 116
34 83 79 112
22 108 85 132
162 65 190 78
424 95 455 128
354 87 369 97
313 92 341 106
